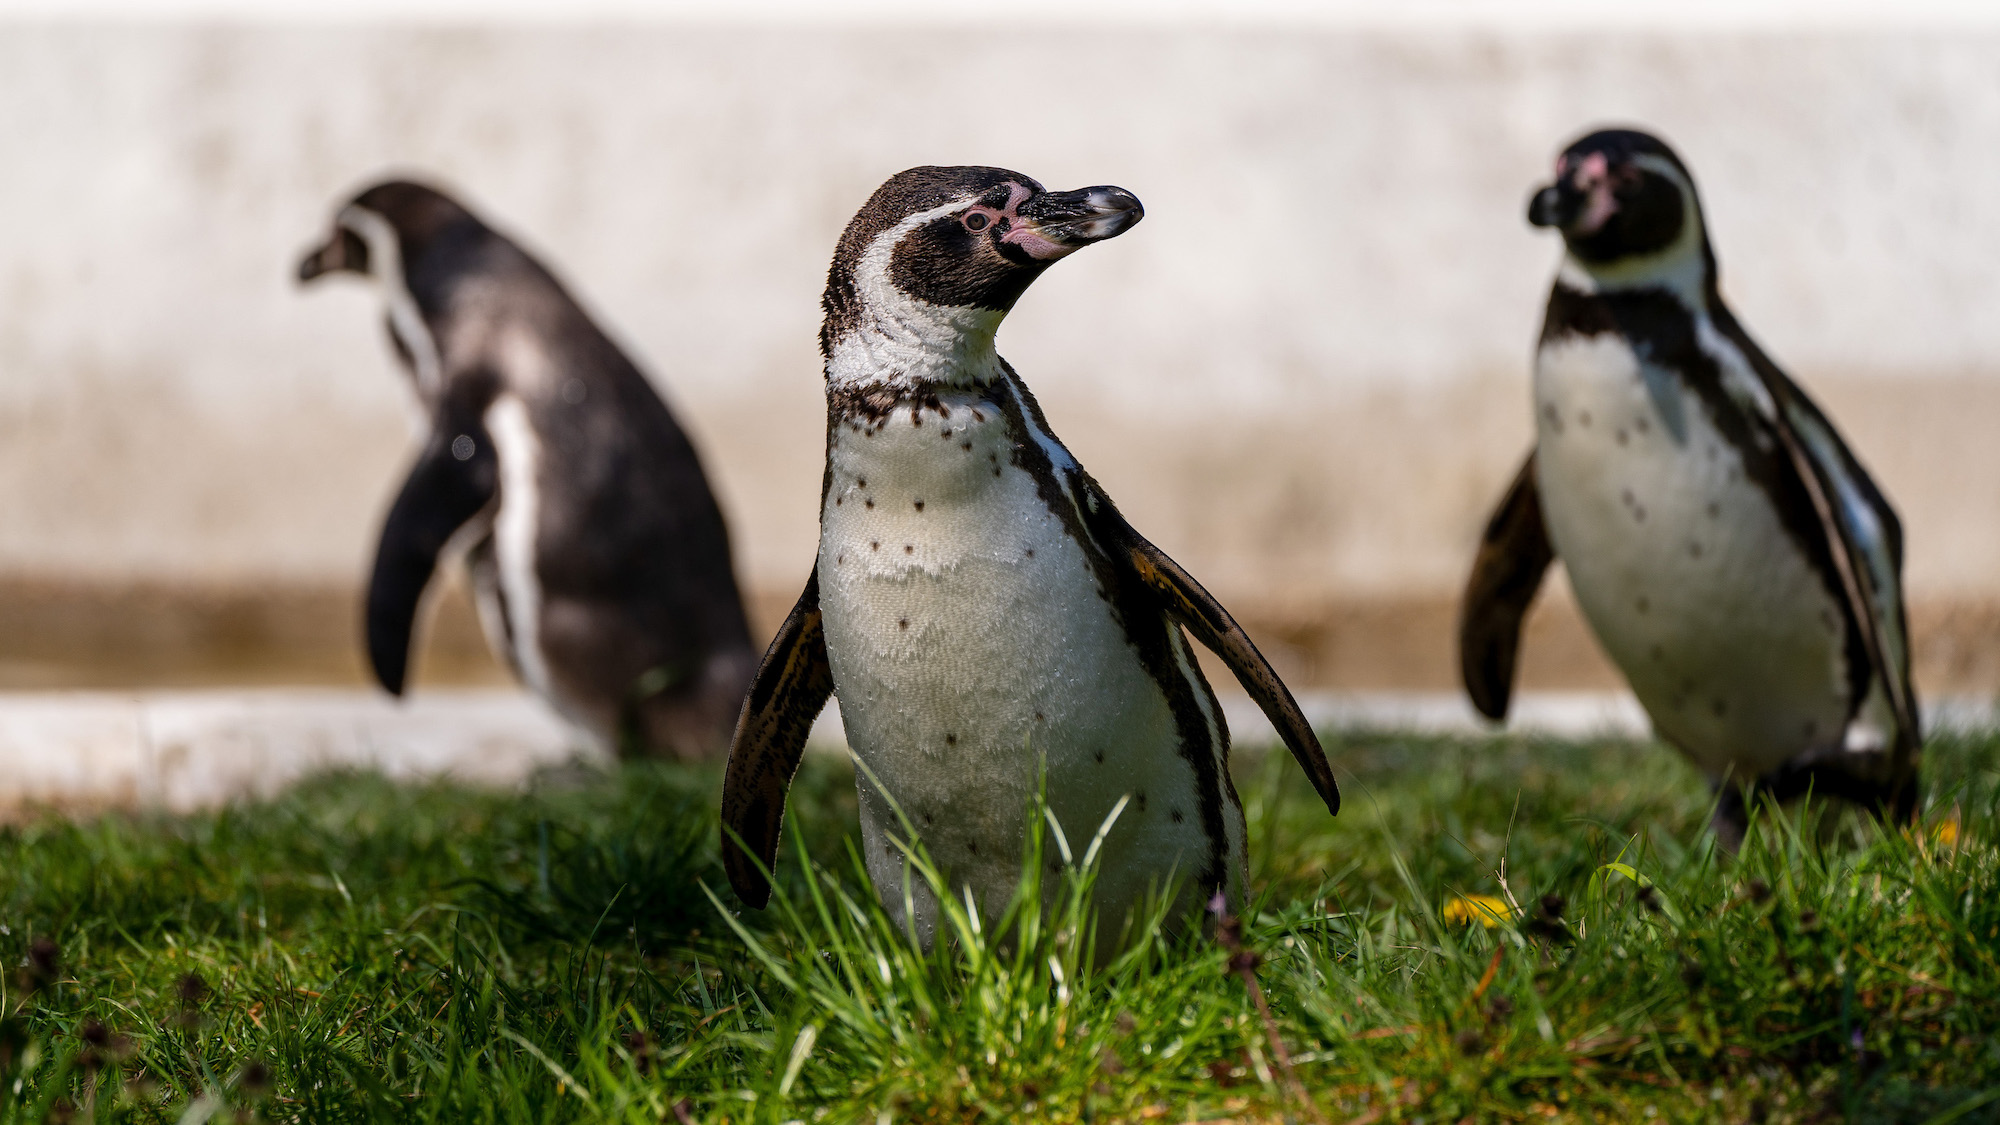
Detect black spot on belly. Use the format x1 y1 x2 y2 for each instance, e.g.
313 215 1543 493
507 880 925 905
1543 403 1564 434
898 618 908 630
1170 808 1184 824
1134 790 1148 812
1649 644 1664 660
914 500 925 512
864 499 874 509
962 442 973 451
1636 417 1651 434
941 428 952 438
912 414 922 428
1034 711 1045 722
1025 548 1035 558
835 496 842 506
972 409 985 422
993 468 1002 477
1688 541 1704 559
1578 410 1593 428
1706 501 1721 519
945 733 957 745
903 544 914 554
871 541 880 551
858 478 867 488
921 812 934 827
1635 596 1650 614
1634 505 1647 523
1093 750 1104 764
837 554 845 565
1615 428 1628 446
968 840 978 855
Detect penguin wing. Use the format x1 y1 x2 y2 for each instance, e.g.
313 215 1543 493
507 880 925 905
366 379 501 695
720 570 834 908
1713 309 1920 758
1095 496 1339 816
1458 452 1555 721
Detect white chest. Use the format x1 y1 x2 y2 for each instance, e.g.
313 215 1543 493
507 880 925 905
1532 333 1851 777
816 391 1233 934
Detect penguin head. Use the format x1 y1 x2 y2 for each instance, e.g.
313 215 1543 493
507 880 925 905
820 166 1143 378
1528 129 1714 293
297 179 482 290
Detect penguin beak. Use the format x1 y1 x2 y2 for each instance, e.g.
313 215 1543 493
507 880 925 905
1005 186 1144 260
1529 152 1622 235
1528 181 1585 230
297 227 369 283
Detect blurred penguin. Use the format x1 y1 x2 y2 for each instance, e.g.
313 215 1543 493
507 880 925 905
299 179 755 760
1460 129 1919 844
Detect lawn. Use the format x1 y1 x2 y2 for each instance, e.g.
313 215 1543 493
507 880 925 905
1 726 1996 1123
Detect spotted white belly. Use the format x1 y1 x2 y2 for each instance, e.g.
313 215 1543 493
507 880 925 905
818 392 1234 940
1533 334 1850 780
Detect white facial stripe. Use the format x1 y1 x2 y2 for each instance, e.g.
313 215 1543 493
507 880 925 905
826 194 1006 393
1555 152 1710 308
485 395 551 696
339 204 445 401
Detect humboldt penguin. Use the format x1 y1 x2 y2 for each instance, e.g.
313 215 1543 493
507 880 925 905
298 179 755 760
721 166 1338 936
1460 129 1920 843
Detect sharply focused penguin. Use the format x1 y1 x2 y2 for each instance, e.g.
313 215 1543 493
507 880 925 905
298 179 756 760
1460 129 1920 843
721 166 1338 936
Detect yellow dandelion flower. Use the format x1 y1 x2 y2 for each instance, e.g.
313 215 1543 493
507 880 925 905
1443 894 1514 928
1930 816 1961 849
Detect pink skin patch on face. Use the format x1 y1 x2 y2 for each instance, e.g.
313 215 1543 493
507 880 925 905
971 182 1078 261
1560 151 1623 236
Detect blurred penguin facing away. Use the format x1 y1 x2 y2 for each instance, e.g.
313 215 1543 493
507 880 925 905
1460 129 1919 844
298 179 755 760
720 166 1339 938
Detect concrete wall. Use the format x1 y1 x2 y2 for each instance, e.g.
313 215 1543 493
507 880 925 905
4 25 2000 689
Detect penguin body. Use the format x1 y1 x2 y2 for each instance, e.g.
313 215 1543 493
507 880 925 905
723 167 1337 938
1461 130 1919 841
1534 300 1854 779
299 180 755 760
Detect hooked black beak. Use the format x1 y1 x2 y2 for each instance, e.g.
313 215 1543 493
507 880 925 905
296 226 368 283
1527 182 1583 229
1008 185 1144 259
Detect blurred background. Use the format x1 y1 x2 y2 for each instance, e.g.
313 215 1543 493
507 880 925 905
3 0 1999 711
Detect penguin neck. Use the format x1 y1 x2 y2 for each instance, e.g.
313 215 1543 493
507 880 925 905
822 304 1006 397
1555 223 1718 314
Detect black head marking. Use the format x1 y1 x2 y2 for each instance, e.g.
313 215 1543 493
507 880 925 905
297 178 487 289
819 165 1142 358
1528 129 1704 267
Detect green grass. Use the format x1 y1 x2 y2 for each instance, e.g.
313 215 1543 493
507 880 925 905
2 728 1998 1123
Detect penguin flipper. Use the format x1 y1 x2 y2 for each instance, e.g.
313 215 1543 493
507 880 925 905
366 387 501 695
720 570 834 908
1713 309 1921 768
1459 452 1554 722
1115 523 1340 816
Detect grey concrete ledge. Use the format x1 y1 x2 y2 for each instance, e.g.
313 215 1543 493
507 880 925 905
0 689 1991 817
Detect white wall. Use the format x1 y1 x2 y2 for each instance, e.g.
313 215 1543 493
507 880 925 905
2 26 1998 606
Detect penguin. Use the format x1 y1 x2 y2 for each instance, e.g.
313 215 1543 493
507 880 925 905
1460 129 1920 844
297 179 756 760
720 166 1339 940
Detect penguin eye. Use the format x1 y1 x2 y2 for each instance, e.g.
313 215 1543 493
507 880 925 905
962 211 992 233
